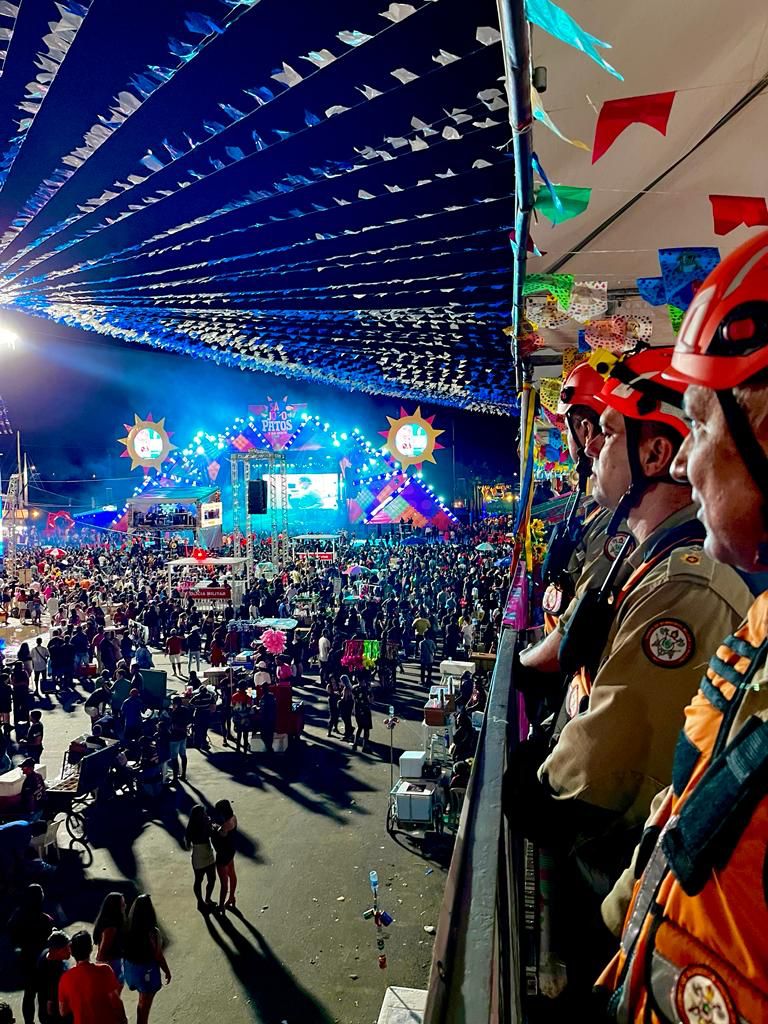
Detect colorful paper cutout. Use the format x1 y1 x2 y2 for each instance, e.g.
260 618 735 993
592 92 676 163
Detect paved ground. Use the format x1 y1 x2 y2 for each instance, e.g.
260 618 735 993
0 635 452 1024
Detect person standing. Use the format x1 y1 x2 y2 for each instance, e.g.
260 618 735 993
338 675 355 741
184 805 216 912
9 884 54 1024
93 893 127 990
258 684 277 753
123 896 170 1024
0 672 13 743
164 630 182 677
35 931 71 1024
352 682 373 753
325 675 340 737
418 633 437 688
189 684 214 750
120 688 144 745
167 696 191 782
30 639 50 698
58 930 127 1024
317 630 331 684
213 799 238 910
186 626 202 674
12 660 30 732
230 682 252 754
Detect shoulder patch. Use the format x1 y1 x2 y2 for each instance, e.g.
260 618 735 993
603 532 635 561
642 619 695 668
665 545 715 581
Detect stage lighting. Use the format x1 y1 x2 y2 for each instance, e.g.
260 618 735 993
0 326 18 349
196 445 206 455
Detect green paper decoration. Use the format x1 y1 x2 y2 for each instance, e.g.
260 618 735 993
668 305 685 334
534 184 592 225
522 273 575 310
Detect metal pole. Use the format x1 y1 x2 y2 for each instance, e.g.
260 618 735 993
496 0 534 390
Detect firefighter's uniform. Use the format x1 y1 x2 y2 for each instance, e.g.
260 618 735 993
538 506 753 848
598 591 768 1022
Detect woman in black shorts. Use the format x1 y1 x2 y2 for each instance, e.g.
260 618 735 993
213 799 238 910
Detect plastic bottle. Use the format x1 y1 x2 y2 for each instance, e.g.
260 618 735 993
369 869 378 894
443 728 450 749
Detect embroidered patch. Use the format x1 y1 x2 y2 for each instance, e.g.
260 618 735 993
675 964 736 1024
604 532 634 560
565 680 581 719
542 583 563 615
642 619 695 668
681 551 702 565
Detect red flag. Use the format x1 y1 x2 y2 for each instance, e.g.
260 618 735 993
592 91 676 163
709 194 768 236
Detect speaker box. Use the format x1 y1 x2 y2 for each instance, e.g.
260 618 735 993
247 479 268 514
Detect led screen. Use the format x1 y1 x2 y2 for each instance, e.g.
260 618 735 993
264 473 339 511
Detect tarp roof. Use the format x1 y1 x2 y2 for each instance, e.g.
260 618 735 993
127 485 219 510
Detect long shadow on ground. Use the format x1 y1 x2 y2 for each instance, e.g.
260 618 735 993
205 909 335 1024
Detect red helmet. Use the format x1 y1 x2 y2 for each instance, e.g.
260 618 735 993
669 230 768 389
557 361 605 416
599 347 689 437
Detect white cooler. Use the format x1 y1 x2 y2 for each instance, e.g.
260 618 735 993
394 780 436 823
399 750 426 779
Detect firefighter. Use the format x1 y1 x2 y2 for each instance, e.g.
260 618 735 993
512 347 752 1009
539 347 751 852
598 232 768 1022
522 362 633 678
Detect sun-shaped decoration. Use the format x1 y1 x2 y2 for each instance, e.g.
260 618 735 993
118 413 175 472
379 406 445 472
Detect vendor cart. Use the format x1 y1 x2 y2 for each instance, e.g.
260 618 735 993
386 778 446 840
46 743 120 840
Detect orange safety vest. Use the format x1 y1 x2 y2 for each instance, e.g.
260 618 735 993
598 591 768 1023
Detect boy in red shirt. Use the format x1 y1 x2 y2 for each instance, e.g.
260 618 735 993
58 931 126 1024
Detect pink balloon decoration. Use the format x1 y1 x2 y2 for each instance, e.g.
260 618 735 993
261 628 287 655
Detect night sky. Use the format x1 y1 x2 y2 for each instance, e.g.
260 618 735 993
0 309 518 512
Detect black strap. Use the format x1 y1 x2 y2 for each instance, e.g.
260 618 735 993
718 389 768 512
663 712 768 895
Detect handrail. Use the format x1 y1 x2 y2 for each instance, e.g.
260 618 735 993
423 626 523 1023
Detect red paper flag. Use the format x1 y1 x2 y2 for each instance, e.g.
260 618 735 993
709 194 768 236
592 91 676 163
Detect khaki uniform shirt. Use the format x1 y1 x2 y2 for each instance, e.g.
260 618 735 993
556 510 633 634
539 505 753 831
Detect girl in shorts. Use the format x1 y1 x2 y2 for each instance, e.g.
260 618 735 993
213 799 238 910
124 894 171 1024
94 891 128 990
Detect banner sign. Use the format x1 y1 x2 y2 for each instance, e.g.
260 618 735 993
296 550 334 560
248 396 307 450
191 587 231 600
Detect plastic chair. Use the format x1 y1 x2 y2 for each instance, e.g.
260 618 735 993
31 818 62 861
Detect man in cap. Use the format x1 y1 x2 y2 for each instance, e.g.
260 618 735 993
598 232 768 1021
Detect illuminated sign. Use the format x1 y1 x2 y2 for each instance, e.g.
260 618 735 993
119 414 175 471
248 396 307 450
379 406 444 472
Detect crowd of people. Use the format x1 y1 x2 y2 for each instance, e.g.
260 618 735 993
0 517 508 1021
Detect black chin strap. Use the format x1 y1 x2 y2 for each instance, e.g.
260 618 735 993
606 416 687 537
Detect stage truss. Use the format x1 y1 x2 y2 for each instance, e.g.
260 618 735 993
230 450 290 582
